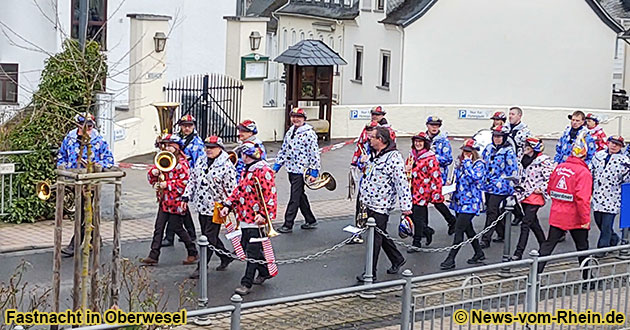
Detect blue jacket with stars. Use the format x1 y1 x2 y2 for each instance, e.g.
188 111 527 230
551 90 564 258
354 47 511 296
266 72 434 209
482 143 519 196
181 133 205 169
428 131 453 184
554 126 596 165
450 158 486 215
57 128 114 169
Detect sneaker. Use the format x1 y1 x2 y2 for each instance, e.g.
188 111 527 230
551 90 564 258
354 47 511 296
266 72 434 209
467 252 486 264
300 222 318 230
183 256 199 265
387 259 406 274
253 275 272 285
216 259 233 271
234 286 251 295
277 226 293 233
440 258 456 270
348 236 364 244
161 239 174 247
140 257 158 265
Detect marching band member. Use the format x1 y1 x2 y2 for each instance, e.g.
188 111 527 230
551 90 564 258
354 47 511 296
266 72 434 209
440 139 486 270
350 121 379 244
356 126 411 282
405 132 443 251
480 125 519 249
512 138 554 260
490 111 507 129
234 119 267 180
58 113 114 257
220 145 277 295
274 108 321 233
506 106 531 161
184 136 238 279
163 114 202 247
590 135 630 257
142 134 198 265
537 139 592 279
585 113 607 152
554 111 596 164
425 116 457 235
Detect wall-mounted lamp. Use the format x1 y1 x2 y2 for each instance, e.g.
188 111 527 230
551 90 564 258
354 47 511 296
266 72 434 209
154 32 167 53
249 31 262 51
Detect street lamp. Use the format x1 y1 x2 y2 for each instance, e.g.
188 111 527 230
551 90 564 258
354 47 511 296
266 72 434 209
154 32 167 53
249 31 261 51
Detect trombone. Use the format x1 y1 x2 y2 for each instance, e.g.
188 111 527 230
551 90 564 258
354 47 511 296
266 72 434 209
254 177 279 238
405 154 414 189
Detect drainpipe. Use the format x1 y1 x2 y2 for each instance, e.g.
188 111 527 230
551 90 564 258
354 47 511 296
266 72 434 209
396 25 405 103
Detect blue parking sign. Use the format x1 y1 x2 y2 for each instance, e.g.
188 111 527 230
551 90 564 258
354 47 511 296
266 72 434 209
458 110 467 119
621 183 630 228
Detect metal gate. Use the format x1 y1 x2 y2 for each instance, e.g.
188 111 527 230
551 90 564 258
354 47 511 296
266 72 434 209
163 74 243 142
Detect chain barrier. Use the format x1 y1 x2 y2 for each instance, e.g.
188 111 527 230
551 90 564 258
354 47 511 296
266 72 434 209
375 211 509 253
206 227 368 265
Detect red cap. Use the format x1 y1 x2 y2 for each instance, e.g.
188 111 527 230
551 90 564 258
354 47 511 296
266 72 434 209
491 111 507 121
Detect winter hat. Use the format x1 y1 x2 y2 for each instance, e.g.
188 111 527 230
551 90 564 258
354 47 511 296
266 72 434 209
492 125 510 136
204 135 224 149
461 139 477 152
608 135 625 147
237 119 258 134
585 113 600 124
242 144 263 160
526 137 544 153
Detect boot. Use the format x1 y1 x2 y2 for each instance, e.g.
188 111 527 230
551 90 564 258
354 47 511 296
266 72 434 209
467 252 486 264
425 227 435 246
407 239 422 253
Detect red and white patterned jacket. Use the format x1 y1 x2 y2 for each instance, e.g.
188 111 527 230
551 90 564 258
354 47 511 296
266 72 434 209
148 155 189 215
588 125 607 152
351 126 370 167
227 161 277 228
408 150 444 206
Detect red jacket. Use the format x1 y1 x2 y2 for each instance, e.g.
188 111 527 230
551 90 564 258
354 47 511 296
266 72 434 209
588 126 607 152
409 150 444 205
227 161 277 226
547 156 592 231
148 155 189 215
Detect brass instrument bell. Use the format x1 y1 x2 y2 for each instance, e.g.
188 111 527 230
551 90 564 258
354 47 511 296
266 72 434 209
304 169 337 191
152 102 180 134
36 181 52 201
154 151 176 172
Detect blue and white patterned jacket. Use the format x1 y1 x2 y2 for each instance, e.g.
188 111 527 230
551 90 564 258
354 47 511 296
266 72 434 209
427 130 453 184
181 133 205 169
359 148 412 214
554 126 596 165
57 128 114 169
234 135 267 181
482 143 519 196
450 158 486 215
274 124 321 176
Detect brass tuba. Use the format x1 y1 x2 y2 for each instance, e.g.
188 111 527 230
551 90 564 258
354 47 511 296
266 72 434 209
152 102 180 134
227 151 238 165
304 169 337 191
36 181 52 200
154 151 176 172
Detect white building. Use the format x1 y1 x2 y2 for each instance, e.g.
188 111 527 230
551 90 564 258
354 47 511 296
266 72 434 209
252 0 625 110
0 0 234 118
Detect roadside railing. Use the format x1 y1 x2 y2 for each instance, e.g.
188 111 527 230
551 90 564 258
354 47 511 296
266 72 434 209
0 150 33 216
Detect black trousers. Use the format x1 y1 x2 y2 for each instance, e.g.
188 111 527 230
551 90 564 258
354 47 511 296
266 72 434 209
368 209 404 274
481 194 508 244
538 226 589 278
198 214 232 265
66 195 86 250
165 209 196 241
434 202 457 227
149 210 198 261
240 228 271 288
411 204 428 245
514 203 546 257
446 213 482 260
283 172 316 227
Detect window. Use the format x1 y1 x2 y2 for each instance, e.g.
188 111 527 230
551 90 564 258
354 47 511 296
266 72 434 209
353 46 363 82
291 30 296 45
329 36 334 50
283 29 288 50
0 64 18 104
379 50 391 89
376 0 384 11
71 0 107 48
300 31 305 41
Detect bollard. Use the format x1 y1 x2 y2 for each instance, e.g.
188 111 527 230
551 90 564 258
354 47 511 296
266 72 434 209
618 228 630 259
526 250 539 313
194 235 211 326
500 206 514 277
230 294 243 330
400 269 413 330
360 217 377 299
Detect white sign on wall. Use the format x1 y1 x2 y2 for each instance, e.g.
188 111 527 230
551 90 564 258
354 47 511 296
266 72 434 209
0 163 16 174
458 109 492 120
114 127 126 142
350 109 371 120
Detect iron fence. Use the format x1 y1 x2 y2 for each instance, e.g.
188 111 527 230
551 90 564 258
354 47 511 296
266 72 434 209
0 150 32 216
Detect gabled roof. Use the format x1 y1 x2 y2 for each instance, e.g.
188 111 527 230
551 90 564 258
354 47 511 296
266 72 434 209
277 0 359 20
597 0 630 20
274 40 348 66
381 0 625 33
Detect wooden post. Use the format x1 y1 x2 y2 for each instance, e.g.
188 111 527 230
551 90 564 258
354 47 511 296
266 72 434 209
90 184 101 311
110 178 122 307
50 181 65 330
72 182 83 310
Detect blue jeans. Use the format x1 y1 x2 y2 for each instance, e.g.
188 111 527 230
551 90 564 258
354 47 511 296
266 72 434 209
593 211 620 248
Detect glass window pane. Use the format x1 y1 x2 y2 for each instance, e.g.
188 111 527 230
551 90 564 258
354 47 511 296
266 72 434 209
90 0 106 22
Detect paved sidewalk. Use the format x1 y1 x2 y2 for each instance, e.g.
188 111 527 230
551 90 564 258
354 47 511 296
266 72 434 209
0 198 356 253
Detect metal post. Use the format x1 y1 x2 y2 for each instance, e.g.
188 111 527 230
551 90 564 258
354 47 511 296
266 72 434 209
500 206 514 277
526 250 539 313
194 235 210 325
618 228 630 259
230 294 242 330
400 269 413 330
360 218 376 299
